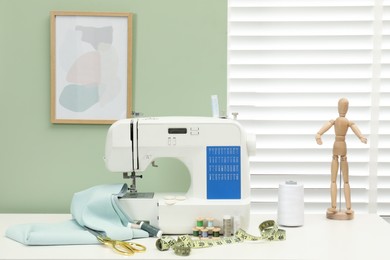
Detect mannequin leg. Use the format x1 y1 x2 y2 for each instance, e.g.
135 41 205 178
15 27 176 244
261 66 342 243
341 156 353 214
328 155 339 213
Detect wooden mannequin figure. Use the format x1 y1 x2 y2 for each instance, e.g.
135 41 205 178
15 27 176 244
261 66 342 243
316 98 367 220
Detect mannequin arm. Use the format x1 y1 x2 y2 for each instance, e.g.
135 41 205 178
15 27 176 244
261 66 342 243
316 120 335 145
349 121 367 144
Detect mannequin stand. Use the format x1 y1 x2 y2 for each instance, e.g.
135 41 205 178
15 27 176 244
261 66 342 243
326 165 354 220
327 210 354 220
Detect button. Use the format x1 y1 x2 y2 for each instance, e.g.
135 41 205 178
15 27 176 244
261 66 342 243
165 199 176 205
175 196 186 201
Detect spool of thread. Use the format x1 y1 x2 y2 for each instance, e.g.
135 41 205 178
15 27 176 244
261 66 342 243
213 227 221 237
277 180 304 227
192 227 200 237
196 217 204 227
223 215 233 237
138 221 163 238
207 218 214 228
201 228 208 238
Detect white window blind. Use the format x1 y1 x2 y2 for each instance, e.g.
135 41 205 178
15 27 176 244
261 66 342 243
228 0 389 215
378 0 390 215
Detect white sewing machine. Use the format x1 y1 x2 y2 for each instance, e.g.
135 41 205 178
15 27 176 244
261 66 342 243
104 117 256 234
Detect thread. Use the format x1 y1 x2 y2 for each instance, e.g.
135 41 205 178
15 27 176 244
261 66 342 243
192 228 199 237
213 227 221 237
196 217 204 227
201 228 208 238
207 218 214 228
277 180 304 227
223 215 233 237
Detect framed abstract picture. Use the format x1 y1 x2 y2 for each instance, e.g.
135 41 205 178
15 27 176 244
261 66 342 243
50 11 132 124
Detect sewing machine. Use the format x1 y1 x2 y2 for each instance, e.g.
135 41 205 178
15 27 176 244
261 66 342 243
104 117 256 234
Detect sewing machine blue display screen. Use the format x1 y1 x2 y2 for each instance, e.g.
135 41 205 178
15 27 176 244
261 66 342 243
206 146 241 199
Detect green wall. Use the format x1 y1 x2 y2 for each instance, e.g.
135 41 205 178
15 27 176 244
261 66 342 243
0 0 227 213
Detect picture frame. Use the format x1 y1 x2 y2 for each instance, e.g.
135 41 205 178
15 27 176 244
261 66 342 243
50 11 132 124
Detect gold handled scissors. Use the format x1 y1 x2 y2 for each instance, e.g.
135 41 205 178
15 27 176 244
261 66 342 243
86 228 146 256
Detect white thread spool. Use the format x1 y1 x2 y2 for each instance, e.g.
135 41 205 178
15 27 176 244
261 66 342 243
223 215 233 237
277 181 304 227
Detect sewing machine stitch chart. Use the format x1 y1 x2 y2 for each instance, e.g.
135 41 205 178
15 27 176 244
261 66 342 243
207 146 241 199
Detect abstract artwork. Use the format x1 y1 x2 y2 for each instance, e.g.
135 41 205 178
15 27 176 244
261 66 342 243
50 11 132 124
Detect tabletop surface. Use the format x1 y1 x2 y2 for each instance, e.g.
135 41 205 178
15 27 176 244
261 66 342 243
1 213 389 260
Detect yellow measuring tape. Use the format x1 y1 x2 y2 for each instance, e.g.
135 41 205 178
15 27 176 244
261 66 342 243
156 220 286 256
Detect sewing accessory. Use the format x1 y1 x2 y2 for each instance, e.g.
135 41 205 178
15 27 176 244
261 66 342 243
201 228 209 238
196 217 204 227
277 180 304 227
207 218 214 228
223 215 233 237
192 228 200 237
137 221 163 238
86 228 146 256
213 227 221 237
156 220 286 256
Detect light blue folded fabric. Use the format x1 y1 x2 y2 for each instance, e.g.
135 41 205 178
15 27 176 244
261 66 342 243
5 184 149 245
5 220 97 245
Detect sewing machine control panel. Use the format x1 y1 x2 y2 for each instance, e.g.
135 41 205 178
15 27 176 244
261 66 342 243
168 128 187 134
168 127 199 134
167 127 200 145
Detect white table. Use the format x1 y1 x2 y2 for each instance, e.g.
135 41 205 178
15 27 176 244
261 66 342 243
1 214 389 260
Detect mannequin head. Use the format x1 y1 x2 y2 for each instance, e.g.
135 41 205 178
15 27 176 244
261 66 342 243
338 98 349 117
